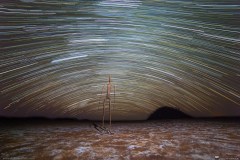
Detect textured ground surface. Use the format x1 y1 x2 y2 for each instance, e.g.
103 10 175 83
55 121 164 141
0 120 240 160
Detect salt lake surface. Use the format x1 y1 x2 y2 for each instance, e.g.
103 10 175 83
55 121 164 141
0 119 239 160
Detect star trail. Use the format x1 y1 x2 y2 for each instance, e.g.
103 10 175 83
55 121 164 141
0 0 240 120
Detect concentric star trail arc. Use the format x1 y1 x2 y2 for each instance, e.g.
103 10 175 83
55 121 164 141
0 0 240 120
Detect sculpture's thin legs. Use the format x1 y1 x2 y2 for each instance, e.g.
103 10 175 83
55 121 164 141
109 99 111 132
102 99 106 128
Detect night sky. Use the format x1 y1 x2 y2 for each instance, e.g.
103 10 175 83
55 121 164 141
1 0 240 120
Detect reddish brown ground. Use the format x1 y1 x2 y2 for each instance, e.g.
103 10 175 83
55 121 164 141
0 120 239 160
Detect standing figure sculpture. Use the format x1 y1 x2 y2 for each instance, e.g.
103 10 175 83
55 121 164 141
99 75 115 133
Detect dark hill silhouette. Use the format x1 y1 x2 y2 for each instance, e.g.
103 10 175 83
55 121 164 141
147 106 192 120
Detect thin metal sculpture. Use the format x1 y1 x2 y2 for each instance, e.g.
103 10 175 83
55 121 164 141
99 75 115 133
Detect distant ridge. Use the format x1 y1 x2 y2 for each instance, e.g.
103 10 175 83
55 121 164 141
147 106 192 120
0 116 91 125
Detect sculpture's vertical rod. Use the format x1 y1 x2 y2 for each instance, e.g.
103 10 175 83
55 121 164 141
102 99 105 127
99 85 105 110
109 100 111 132
114 85 116 111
